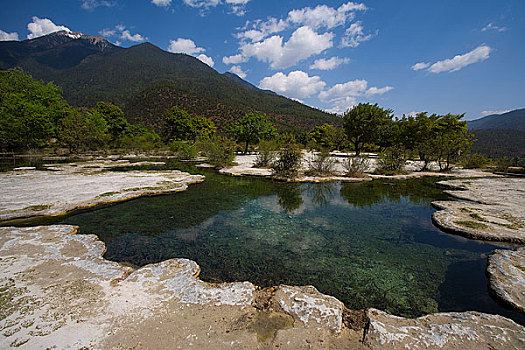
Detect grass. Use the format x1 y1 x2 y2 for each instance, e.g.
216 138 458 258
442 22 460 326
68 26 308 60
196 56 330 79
469 213 487 222
456 220 488 230
96 191 120 198
23 204 50 211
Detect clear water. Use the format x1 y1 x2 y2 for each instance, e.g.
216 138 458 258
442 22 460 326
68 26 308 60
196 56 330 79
4 161 523 323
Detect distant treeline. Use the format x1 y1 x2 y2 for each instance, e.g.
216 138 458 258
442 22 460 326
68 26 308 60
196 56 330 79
2 68 523 170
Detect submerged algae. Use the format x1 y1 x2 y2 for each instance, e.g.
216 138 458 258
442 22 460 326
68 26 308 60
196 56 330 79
8 167 522 321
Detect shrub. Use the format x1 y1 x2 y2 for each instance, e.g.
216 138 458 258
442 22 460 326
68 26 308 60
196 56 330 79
169 141 197 160
272 143 303 178
458 153 490 169
343 155 370 177
254 140 280 168
198 137 236 168
305 149 337 176
375 147 407 175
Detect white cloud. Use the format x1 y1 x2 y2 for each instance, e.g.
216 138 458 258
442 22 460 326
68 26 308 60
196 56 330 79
319 79 368 101
0 30 19 41
310 57 349 70
236 2 366 42
236 18 288 42
99 28 116 37
27 17 71 39
196 54 214 67
168 38 214 66
480 109 511 117
225 0 250 16
426 45 492 73
287 2 366 30
120 30 147 42
99 25 146 43
178 0 250 15
151 0 172 6
319 79 393 114
228 1 371 69
411 62 430 71
324 96 358 114
81 0 114 10
365 86 394 96
340 21 374 48
168 38 206 54
223 53 246 64
239 26 333 69
229 65 247 79
482 23 507 32
259 71 326 99
183 0 220 8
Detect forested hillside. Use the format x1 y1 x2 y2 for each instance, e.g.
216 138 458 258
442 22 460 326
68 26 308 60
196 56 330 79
0 32 340 132
468 109 525 131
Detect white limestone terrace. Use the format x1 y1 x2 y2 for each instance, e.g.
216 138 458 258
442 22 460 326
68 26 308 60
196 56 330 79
1 159 524 348
0 160 204 222
216 152 494 182
432 177 525 243
487 247 525 313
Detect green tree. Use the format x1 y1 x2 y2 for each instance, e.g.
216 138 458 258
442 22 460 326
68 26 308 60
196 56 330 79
92 102 128 141
228 112 277 154
342 103 393 155
434 113 474 171
398 113 439 170
163 106 216 142
399 113 474 171
0 68 70 150
58 109 107 153
307 124 345 150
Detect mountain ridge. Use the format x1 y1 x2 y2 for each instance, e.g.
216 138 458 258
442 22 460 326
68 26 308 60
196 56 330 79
468 109 525 131
0 30 340 132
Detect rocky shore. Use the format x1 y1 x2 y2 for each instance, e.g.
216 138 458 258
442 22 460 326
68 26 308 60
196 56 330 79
0 160 204 222
1 225 524 349
0 159 524 349
432 178 525 243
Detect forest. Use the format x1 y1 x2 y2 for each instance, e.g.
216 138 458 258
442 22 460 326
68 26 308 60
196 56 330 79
1 68 522 173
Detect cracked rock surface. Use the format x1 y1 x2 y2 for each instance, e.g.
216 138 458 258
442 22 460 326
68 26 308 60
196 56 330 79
364 308 525 349
487 247 525 313
432 177 525 243
0 225 366 349
1 225 524 349
0 161 204 222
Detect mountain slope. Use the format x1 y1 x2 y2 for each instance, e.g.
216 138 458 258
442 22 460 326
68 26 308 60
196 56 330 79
470 129 525 158
0 31 340 132
468 109 525 131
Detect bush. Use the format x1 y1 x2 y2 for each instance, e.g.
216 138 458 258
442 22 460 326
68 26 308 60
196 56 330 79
169 141 197 160
198 137 236 168
458 153 490 169
343 155 370 177
305 149 337 176
272 143 303 178
254 140 280 168
375 147 407 175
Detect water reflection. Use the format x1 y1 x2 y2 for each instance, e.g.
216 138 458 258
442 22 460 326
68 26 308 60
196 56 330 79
276 183 303 213
306 182 337 207
6 167 522 323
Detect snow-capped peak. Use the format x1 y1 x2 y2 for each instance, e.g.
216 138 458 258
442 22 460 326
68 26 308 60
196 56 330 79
64 31 83 39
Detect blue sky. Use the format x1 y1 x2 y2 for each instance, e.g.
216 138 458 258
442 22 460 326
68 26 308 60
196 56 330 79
1 0 524 120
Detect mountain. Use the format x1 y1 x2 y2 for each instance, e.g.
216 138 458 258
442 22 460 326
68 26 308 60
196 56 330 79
470 129 525 158
0 31 119 70
466 109 525 158
468 109 525 131
0 31 340 132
